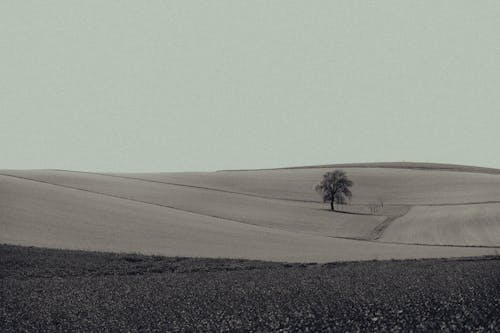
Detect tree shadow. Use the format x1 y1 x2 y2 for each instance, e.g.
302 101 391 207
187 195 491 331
318 208 374 216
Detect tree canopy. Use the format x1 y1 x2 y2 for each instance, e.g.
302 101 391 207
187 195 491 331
315 170 353 211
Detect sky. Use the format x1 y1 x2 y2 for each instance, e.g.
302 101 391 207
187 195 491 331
1 1 499 172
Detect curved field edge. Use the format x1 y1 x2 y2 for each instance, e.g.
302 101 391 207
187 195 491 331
0 171 384 240
106 167 500 205
1 244 500 332
1 174 499 262
219 161 500 175
381 203 500 246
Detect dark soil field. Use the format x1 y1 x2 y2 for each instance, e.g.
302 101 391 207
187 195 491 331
1 244 499 332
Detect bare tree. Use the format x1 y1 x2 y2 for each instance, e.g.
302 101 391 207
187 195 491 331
368 203 380 215
315 170 353 211
368 197 386 214
376 196 385 209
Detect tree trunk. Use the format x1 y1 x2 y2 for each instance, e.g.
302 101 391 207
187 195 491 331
330 200 334 211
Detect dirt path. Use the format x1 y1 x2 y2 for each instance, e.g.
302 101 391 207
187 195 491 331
367 211 410 240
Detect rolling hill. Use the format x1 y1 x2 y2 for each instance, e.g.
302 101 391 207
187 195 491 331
1 162 499 262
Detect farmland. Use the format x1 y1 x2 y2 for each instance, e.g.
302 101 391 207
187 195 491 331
381 203 500 246
114 163 500 204
1 244 499 332
1 163 499 262
2 163 500 331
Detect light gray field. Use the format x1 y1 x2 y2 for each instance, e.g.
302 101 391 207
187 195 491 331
117 166 500 205
1 163 499 262
380 203 500 246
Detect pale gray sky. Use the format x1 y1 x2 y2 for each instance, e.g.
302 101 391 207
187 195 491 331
1 1 499 172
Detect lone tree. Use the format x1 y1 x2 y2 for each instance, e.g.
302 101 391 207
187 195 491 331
315 170 353 211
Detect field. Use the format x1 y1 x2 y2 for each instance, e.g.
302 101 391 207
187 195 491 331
1 244 499 332
115 163 500 204
1 163 499 262
2 163 500 331
381 203 500 246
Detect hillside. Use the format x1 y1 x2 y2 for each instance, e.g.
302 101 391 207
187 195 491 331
1 162 499 262
221 162 500 174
